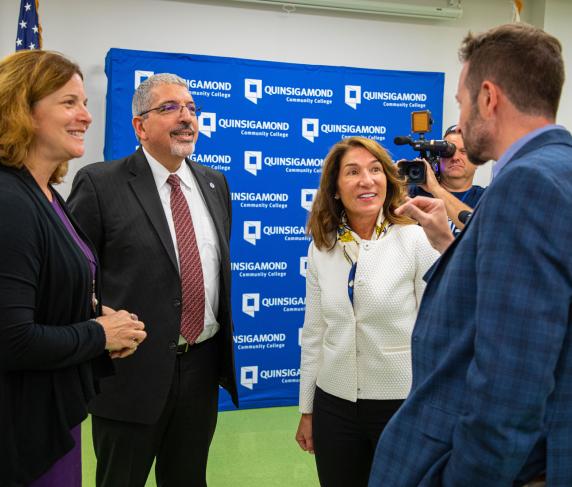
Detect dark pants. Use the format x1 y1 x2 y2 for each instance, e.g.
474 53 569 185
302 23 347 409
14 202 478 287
312 387 403 487
92 338 219 487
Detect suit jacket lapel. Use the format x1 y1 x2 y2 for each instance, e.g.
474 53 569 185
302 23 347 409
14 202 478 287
422 194 481 285
127 149 179 273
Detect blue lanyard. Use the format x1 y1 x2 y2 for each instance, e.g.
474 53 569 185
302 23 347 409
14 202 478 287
347 262 357 305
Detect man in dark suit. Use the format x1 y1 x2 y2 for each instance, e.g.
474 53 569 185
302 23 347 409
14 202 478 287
68 73 238 487
369 24 572 486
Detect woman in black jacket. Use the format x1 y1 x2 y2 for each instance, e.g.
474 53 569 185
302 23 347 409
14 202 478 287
0 50 147 486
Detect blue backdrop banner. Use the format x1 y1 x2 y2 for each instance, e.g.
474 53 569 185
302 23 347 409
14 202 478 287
104 48 444 411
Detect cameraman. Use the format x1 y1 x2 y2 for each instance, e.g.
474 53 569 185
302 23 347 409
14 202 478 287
409 124 485 233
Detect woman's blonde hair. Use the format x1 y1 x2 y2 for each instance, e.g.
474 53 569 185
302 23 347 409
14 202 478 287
307 136 412 250
0 50 83 184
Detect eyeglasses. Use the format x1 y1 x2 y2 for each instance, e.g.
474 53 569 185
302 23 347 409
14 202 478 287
443 124 459 137
139 103 201 117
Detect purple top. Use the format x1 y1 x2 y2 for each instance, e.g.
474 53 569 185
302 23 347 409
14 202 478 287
29 194 97 487
50 194 96 277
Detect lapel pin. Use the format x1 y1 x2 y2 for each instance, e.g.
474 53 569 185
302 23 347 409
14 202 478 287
209 182 215 189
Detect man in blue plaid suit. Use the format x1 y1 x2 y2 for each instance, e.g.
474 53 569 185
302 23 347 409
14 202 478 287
369 23 572 487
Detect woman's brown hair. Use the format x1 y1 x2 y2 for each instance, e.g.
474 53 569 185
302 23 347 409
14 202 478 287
307 136 412 250
0 50 83 184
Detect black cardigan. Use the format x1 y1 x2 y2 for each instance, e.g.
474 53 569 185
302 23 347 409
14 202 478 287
0 165 113 486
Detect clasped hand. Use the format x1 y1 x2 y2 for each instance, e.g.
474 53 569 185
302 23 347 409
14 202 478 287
96 306 147 359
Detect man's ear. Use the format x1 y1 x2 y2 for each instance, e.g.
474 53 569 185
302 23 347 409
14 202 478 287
479 80 500 118
132 116 147 141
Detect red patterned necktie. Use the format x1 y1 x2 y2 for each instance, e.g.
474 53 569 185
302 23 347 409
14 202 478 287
167 174 205 344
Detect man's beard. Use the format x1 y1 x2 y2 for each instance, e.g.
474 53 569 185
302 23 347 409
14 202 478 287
170 123 196 158
463 106 493 166
171 140 195 158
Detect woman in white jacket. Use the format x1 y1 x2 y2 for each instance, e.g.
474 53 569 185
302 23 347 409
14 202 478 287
295 137 439 487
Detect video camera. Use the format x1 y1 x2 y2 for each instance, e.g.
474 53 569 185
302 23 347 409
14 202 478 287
395 110 456 185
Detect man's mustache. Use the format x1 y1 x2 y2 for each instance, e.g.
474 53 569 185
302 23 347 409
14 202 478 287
170 123 195 137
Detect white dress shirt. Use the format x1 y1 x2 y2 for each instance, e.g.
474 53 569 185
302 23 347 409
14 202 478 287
299 223 440 413
143 148 220 343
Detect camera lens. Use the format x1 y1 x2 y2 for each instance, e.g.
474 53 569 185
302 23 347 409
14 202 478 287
409 166 422 179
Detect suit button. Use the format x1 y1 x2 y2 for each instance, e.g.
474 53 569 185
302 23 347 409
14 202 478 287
173 299 181 308
168 341 177 351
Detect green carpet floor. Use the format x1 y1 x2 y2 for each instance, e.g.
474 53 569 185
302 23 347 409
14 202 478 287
81 406 320 486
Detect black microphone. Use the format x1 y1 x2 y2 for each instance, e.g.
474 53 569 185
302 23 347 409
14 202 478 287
458 210 473 224
394 136 413 145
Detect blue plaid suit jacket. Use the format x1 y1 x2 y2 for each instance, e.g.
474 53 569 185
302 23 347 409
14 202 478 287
369 128 572 487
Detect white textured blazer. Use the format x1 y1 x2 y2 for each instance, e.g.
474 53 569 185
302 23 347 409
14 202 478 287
299 223 440 413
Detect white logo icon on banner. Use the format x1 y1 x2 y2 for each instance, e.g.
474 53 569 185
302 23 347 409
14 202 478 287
298 327 303 347
302 118 319 142
245 79 262 104
345 85 362 109
243 221 261 246
299 256 308 278
134 70 154 89
240 366 259 390
244 151 262 176
301 189 317 212
242 293 260 318
198 112 217 138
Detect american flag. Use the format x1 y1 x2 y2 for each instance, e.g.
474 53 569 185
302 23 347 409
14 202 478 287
15 0 42 51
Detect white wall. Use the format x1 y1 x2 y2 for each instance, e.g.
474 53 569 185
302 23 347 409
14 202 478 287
0 0 568 197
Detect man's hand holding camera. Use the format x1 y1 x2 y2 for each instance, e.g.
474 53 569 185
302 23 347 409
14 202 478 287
417 159 440 194
417 158 473 230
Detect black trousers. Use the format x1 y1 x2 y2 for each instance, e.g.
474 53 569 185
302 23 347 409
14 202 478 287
312 387 403 487
92 337 219 487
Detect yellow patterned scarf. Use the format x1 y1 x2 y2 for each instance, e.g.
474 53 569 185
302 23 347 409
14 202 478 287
336 210 391 305
336 210 391 265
